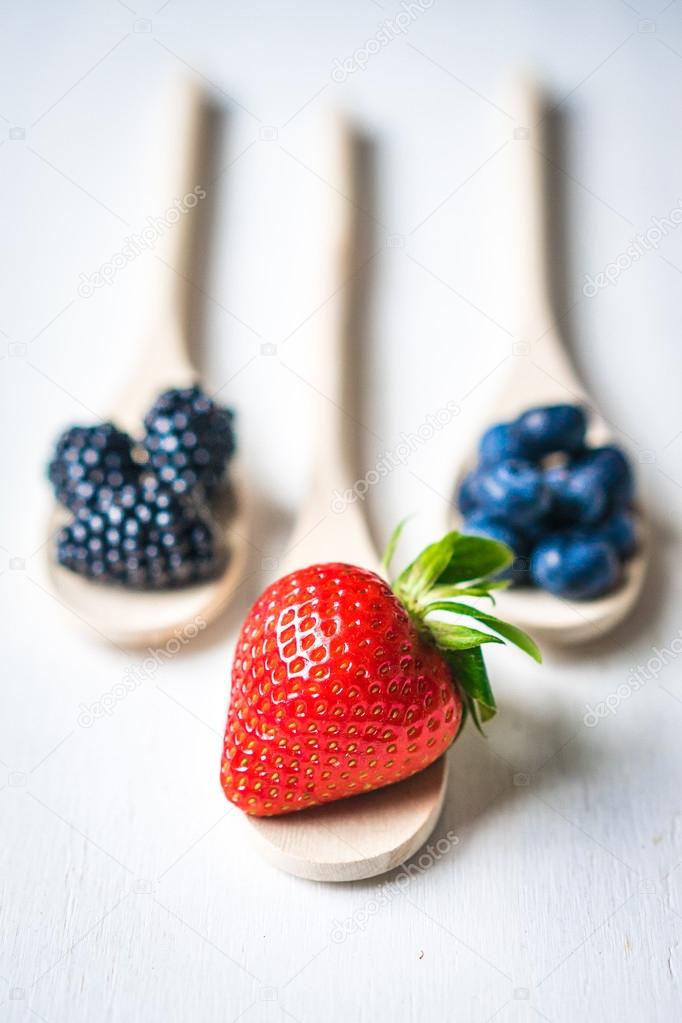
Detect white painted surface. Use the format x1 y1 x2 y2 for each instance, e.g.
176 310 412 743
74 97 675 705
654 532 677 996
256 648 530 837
2 2 682 1021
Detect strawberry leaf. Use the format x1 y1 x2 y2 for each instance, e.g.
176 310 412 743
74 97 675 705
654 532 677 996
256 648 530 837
425 601 542 663
435 534 514 584
446 648 496 727
381 516 411 577
427 619 504 650
425 580 510 606
395 531 462 600
388 522 541 742
462 690 485 736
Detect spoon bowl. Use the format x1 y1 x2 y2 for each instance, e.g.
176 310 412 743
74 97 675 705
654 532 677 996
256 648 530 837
247 758 447 883
46 472 249 648
451 387 649 646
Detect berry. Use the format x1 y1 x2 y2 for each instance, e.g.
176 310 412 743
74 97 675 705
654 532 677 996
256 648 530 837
464 511 523 552
463 511 530 584
143 385 235 496
48 423 139 513
515 516 546 549
465 405 637 602
544 463 607 526
221 528 540 816
515 404 586 458
474 459 551 528
56 476 225 589
595 510 637 560
478 423 523 467
576 445 634 508
222 565 460 815
530 534 620 600
457 470 481 516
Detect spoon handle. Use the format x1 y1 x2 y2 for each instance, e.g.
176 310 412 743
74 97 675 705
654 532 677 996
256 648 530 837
509 77 588 395
514 78 554 338
280 118 381 575
118 80 212 428
151 79 211 353
310 117 357 490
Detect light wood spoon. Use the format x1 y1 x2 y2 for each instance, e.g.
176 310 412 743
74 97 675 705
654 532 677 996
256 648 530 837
243 118 448 882
45 81 248 648
451 80 648 645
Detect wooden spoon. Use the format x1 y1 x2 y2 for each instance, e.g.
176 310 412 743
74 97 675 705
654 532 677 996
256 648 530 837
244 118 448 882
451 80 648 645
45 81 248 648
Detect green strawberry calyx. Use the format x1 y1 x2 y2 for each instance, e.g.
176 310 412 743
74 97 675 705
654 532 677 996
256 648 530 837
383 521 542 735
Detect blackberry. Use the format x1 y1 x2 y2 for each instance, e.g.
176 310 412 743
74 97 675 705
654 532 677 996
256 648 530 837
48 423 139 513
143 386 235 496
56 476 226 589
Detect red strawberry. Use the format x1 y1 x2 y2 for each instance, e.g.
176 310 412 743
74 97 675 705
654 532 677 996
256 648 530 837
221 527 540 816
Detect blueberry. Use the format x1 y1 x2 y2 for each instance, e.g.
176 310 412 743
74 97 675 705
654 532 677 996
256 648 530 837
478 423 523 467
594 510 637 560
457 470 481 516
515 404 587 458
575 445 634 508
530 534 621 600
544 463 607 526
474 459 551 528
516 511 549 544
464 510 523 550
463 511 530 584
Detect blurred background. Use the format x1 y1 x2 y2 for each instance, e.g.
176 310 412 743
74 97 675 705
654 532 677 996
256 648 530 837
5 0 682 555
3 2 682 1021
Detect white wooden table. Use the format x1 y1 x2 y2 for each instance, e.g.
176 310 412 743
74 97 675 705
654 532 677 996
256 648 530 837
2 2 682 1020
